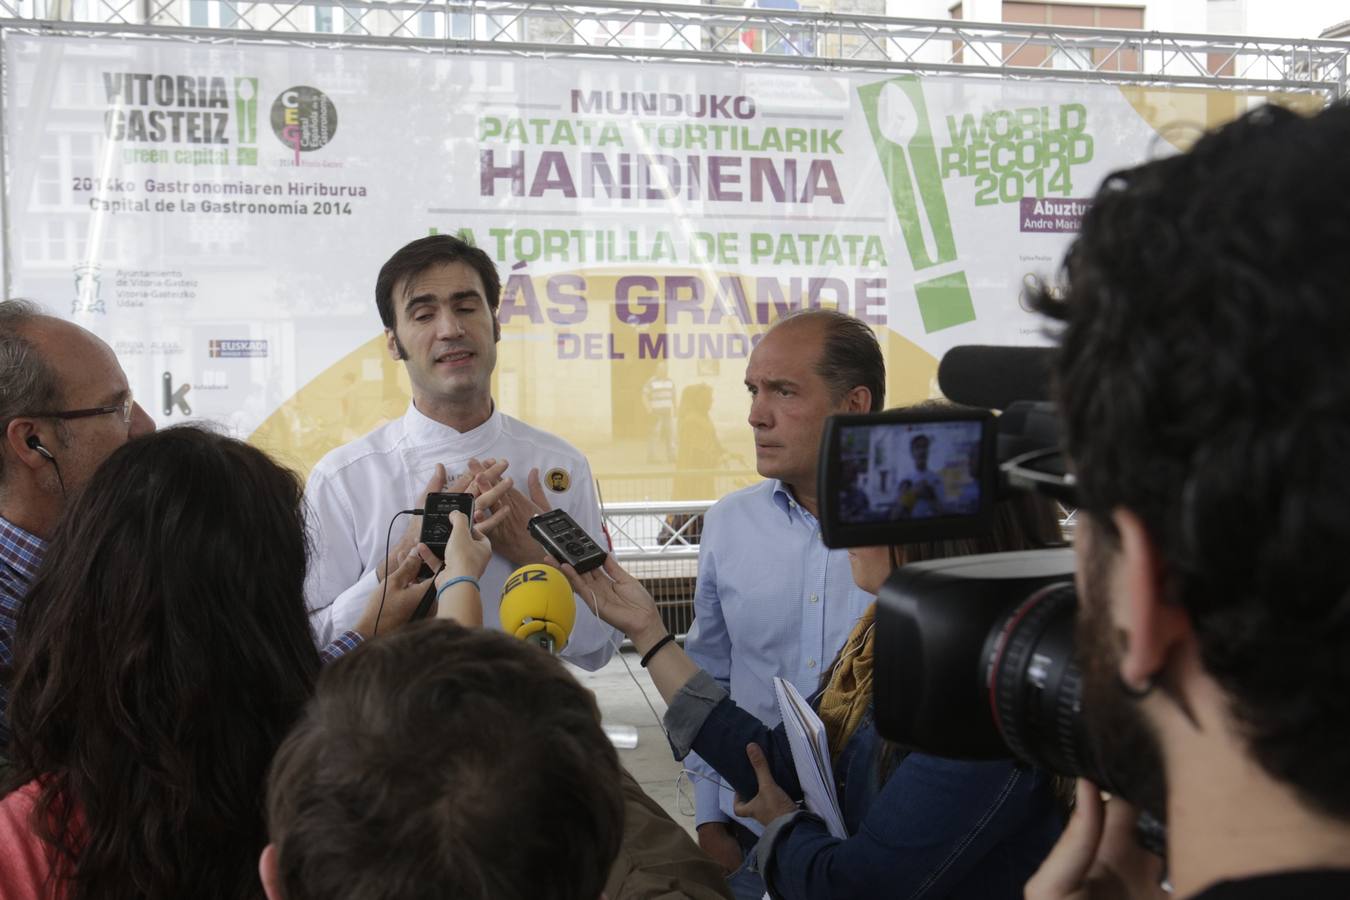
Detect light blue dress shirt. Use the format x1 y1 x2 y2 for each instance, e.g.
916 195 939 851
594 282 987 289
683 479 874 833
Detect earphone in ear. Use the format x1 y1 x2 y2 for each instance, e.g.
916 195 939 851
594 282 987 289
25 435 54 461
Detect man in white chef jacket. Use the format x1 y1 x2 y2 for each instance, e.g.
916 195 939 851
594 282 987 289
304 234 618 670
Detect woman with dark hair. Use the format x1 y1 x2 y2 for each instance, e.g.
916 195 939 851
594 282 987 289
0 426 491 899
561 490 1067 900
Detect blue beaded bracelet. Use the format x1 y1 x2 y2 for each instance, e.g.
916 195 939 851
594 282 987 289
437 576 480 600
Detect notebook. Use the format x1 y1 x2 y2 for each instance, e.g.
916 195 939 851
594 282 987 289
772 676 848 840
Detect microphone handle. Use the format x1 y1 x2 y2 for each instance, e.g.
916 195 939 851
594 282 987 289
525 632 557 653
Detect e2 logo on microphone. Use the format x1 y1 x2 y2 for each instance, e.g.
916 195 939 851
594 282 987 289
503 569 548 595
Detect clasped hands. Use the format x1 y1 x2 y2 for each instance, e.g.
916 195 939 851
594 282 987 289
364 456 562 634
377 455 560 574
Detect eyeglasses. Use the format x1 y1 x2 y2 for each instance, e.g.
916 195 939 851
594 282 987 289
25 394 136 425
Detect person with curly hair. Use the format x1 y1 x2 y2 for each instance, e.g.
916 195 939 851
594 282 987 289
1027 102 1350 899
0 426 490 899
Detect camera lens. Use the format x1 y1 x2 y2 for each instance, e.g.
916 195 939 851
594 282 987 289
983 583 1096 780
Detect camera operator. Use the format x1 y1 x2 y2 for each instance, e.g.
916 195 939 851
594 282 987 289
559 480 1066 900
1025 102 1350 899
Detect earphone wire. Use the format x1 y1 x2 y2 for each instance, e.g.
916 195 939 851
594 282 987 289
32 441 66 496
588 588 732 809
831 620 876 671
373 508 422 637
48 455 66 497
588 587 668 737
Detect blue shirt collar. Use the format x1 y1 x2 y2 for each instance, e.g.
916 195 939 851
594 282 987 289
770 480 817 526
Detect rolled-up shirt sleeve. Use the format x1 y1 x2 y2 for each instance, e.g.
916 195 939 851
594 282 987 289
664 669 729 758
318 630 364 664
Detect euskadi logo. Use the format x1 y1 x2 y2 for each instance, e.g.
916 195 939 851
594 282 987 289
858 76 1096 334
208 339 268 359
270 86 339 165
103 73 260 167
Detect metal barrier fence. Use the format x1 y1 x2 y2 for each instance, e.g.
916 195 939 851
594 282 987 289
602 496 1079 641
604 498 710 640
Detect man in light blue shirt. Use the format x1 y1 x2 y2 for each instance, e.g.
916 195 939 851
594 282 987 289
684 310 883 898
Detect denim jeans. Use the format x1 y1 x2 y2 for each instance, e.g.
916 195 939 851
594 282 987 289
726 851 766 899
726 823 767 900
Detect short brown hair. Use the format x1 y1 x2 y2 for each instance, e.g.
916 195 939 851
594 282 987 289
774 309 885 412
266 621 624 900
375 234 501 331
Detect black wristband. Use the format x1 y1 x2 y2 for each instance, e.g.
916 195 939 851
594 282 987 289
640 633 676 668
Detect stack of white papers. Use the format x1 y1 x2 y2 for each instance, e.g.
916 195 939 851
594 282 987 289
772 676 848 840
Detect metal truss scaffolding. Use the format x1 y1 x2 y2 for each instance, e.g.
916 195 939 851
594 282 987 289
0 1 1346 98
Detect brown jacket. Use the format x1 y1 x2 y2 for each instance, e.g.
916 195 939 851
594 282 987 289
605 768 734 900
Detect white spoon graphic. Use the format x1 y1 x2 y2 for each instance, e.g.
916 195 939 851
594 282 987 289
877 81 939 265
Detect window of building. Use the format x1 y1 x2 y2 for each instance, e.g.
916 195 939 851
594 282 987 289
1002 2 1144 71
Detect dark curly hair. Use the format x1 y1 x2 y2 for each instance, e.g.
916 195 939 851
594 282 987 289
1031 102 1350 820
4 425 321 899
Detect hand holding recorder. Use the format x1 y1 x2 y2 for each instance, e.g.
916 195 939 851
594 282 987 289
408 493 493 623
557 556 665 652
376 460 509 580
429 509 492 627
514 470 608 574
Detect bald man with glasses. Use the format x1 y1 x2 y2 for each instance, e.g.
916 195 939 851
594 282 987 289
0 300 155 748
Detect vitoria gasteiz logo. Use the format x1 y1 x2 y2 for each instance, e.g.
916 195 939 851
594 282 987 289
271 86 339 164
100 72 261 166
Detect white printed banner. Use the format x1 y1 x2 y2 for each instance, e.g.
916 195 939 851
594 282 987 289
4 35 1315 497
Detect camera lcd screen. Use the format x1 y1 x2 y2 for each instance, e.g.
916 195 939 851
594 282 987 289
838 419 984 523
819 409 995 548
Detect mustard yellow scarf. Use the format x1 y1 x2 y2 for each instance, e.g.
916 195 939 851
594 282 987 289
817 603 877 761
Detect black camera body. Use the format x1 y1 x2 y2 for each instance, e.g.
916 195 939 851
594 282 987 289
875 550 1096 781
813 357 1120 794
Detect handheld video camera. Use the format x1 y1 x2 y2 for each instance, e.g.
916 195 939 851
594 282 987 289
815 348 1136 812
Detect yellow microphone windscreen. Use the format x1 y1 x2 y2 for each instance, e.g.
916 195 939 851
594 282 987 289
499 563 576 653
